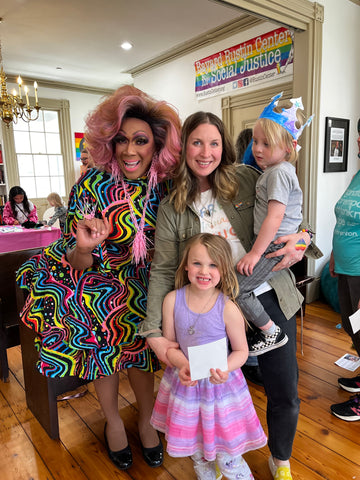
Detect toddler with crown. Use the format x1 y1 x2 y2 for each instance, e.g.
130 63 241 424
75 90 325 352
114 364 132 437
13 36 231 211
235 92 313 356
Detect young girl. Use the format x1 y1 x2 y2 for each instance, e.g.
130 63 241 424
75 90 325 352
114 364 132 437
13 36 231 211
46 192 67 230
235 93 313 357
151 233 267 480
3 186 38 226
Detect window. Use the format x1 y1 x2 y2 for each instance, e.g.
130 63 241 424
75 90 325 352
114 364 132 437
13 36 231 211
13 110 66 198
2 97 74 201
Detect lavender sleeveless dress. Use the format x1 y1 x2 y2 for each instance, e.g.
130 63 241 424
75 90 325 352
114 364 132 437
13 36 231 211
151 287 267 460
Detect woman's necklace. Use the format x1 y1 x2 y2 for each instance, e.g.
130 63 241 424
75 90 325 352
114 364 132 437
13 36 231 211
187 286 217 335
199 205 215 228
120 174 152 265
195 191 215 228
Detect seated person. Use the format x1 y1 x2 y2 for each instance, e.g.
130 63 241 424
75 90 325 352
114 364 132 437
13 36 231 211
3 186 38 226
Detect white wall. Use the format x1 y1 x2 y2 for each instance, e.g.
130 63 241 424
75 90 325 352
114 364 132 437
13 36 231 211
315 0 360 275
135 0 360 283
134 20 287 121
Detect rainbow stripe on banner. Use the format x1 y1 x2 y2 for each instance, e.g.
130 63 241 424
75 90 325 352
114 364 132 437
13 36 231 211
195 27 293 99
75 132 85 161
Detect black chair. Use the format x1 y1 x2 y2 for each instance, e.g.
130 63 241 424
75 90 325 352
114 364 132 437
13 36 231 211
16 286 89 440
0 248 88 439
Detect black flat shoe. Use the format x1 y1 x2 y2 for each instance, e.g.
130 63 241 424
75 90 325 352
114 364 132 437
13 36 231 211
104 423 133 470
140 435 163 468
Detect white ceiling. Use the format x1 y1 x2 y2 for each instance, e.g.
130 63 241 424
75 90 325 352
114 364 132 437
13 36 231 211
0 0 244 90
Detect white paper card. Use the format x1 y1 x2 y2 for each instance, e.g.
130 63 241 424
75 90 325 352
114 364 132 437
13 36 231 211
0 226 22 233
349 309 360 334
188 337 228 381
335 353 360 372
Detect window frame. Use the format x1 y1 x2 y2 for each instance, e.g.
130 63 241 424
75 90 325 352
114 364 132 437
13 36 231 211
1 97 74 203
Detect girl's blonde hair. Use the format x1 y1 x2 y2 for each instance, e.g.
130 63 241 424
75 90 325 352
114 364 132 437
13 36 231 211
255 100 305 164
47 192 64 208
175 233 239 302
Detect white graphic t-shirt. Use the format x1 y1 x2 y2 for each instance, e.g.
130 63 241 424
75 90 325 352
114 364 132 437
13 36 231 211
193 190 272 297
194 190 246 264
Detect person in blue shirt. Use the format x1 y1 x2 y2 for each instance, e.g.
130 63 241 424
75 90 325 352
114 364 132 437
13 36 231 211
330 120 360 422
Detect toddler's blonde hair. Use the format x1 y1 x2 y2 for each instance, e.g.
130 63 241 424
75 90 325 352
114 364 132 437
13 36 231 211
47 192 64 208
255 100 305 164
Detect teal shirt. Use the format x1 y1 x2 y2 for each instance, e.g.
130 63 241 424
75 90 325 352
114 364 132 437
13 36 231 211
333 169 360 276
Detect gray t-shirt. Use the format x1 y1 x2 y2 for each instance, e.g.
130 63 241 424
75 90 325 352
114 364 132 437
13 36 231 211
254 161 302 239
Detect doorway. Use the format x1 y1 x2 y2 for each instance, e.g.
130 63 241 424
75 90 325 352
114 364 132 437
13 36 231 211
218 0 322 300
222 82 293 145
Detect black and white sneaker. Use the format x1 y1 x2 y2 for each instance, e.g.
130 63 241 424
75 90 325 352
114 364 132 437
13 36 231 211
338 375 360 393
330 394 360 421
248 326 288 356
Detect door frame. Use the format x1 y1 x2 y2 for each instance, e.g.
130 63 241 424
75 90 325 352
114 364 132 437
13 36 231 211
222 81 293 138
217 0 323 294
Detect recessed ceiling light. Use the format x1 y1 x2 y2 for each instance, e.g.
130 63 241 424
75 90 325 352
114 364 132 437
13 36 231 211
121 41 133 51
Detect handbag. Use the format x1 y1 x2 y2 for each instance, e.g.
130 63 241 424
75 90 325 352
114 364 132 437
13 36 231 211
22 220 40 229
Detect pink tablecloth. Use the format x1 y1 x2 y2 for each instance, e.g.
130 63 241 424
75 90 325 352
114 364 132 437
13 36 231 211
0 226 61 253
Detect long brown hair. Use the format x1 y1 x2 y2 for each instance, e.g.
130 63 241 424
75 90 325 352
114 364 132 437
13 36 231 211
175 233 239 302
9 186 31 219
170 112 239 213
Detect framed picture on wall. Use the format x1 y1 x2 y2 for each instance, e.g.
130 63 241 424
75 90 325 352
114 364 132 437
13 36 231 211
324 117 349 172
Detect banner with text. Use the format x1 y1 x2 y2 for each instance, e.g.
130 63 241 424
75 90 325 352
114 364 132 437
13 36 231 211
195 27 293 100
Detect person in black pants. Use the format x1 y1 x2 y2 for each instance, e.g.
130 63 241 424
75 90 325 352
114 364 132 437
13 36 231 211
330 120 360 421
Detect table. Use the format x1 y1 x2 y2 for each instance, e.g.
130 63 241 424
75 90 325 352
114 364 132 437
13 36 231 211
0 225 88 438
0 225 60 381
0 226 61 253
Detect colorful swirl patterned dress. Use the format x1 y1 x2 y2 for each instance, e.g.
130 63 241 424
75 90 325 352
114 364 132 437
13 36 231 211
16 168 170 380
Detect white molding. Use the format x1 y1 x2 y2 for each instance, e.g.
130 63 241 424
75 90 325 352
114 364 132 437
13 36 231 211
129 15 264 76
214 0 319 29
6 75 115 96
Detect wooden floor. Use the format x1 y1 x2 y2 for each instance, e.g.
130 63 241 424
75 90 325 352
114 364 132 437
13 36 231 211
0 300 359 480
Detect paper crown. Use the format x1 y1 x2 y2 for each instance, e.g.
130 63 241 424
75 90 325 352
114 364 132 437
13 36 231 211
259 92 313 141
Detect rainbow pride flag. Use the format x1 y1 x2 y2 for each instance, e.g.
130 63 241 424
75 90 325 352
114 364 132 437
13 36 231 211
75 132 85 161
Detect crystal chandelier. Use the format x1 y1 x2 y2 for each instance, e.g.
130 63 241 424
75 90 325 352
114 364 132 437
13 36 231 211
0 36 41 127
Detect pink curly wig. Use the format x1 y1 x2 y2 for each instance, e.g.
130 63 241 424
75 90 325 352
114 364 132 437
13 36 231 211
85 85 181 182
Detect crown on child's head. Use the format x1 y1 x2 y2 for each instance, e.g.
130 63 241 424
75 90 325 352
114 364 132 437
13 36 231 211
259 92 314 141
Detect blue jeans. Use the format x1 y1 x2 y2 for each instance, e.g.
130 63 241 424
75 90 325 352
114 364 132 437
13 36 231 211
257 289 300 461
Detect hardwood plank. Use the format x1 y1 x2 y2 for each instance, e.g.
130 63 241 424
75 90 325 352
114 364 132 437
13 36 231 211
57 400 134 480
1 423 53 480
0 391 55 480
1 301 359 480
21 417 89 480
